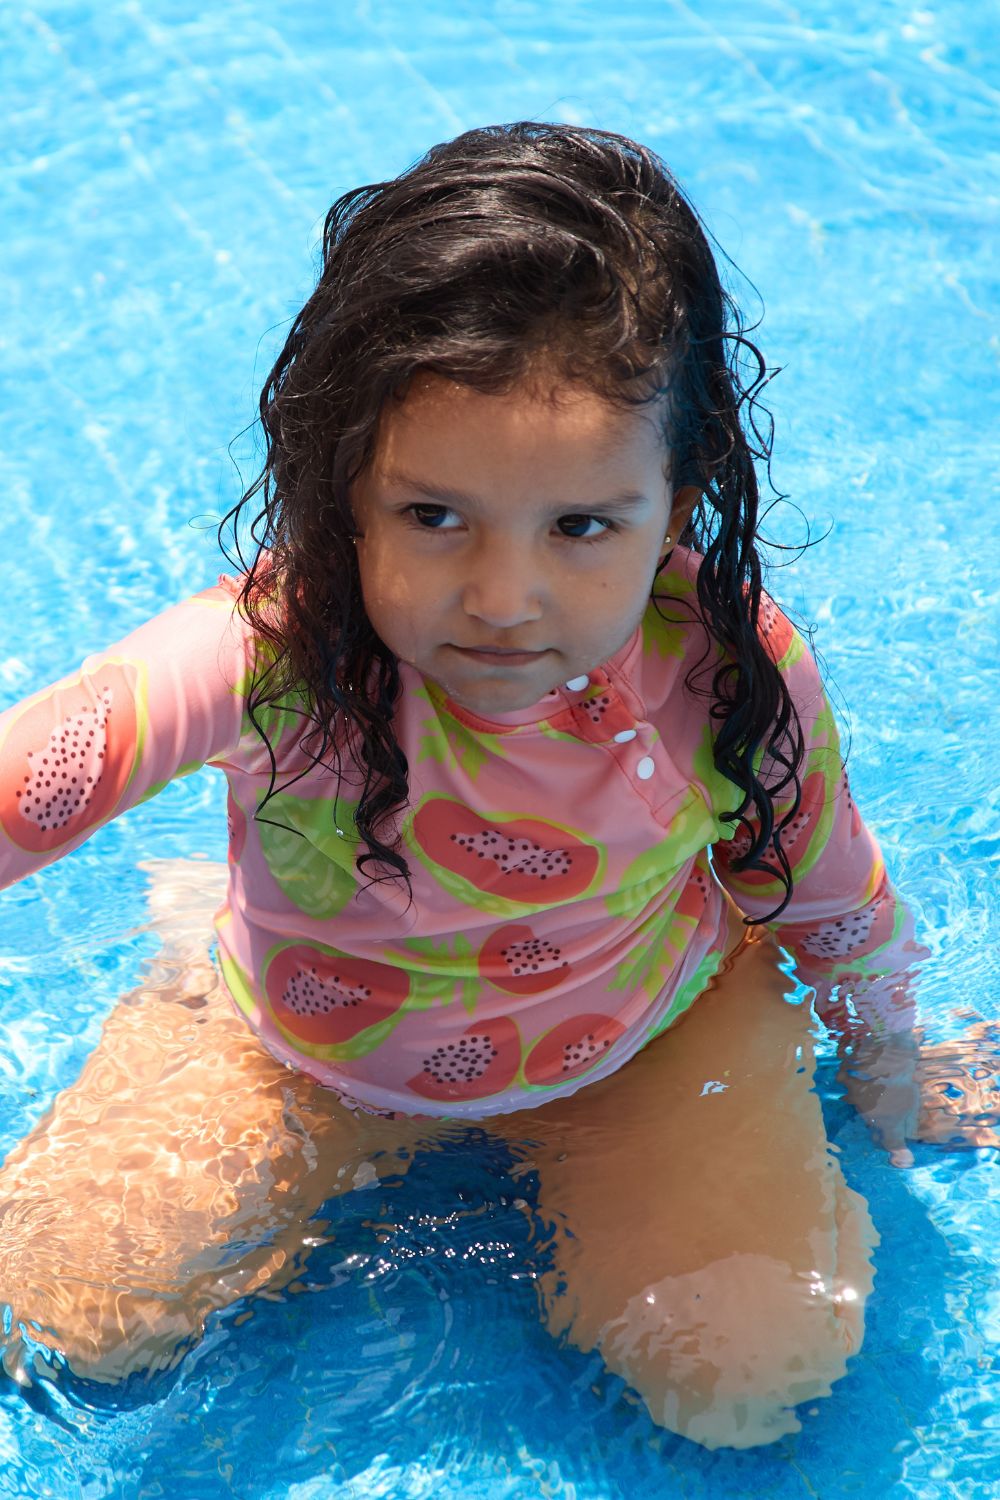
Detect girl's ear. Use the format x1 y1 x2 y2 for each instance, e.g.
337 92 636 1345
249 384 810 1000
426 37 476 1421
669 484 701 537
657 485 702 567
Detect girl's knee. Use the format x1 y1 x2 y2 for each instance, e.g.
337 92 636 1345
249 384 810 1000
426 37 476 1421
559 1249 871 1450
2 1289 208 1386
0 1221 291 1385
0 1207 182 1384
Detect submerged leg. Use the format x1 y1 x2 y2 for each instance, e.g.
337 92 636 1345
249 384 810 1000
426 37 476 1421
492 934 878 1450
0 859 442 1384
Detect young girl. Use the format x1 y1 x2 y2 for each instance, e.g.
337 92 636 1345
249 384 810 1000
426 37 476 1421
0 121 982 1451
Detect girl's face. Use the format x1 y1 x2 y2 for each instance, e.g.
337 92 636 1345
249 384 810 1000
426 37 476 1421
352 372 698 716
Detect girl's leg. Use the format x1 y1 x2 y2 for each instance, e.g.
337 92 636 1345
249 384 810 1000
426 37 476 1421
492 933 878 1450
0 860 443 1384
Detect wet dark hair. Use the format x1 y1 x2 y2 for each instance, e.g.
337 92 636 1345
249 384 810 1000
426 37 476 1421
220 120 805 920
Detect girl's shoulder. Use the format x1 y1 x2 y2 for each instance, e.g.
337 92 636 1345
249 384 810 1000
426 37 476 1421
196 566 294 684
636 546 828 772
643 544 815 689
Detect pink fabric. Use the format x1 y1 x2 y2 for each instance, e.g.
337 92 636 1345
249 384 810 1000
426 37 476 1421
0 548 917 1117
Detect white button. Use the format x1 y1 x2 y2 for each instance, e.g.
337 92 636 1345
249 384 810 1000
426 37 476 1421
636 756 655 780
564 674 590 691
613 728 637 743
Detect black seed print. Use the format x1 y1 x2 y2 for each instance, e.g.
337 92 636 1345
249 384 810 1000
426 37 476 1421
283 966 371 1018
426 1034 496 1082
802 908 875 958
450 831 573 881
561 1033 612 1071
500 937 565 975
17 692 114 831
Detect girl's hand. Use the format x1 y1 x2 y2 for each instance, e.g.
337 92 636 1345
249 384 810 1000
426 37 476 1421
839 1022 1000 1167
914 1021 1000 1153
839 1031 922 1169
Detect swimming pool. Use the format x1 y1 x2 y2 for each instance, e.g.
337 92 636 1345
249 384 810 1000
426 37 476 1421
1 0 998 1495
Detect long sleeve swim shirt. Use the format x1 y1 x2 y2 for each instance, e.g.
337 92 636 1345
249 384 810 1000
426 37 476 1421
0 547 919 1118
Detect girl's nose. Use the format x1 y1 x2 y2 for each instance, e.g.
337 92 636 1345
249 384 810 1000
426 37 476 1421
460 545 545 629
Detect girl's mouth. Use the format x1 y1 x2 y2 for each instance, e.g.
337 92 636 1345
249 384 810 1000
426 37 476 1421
450 646 550 666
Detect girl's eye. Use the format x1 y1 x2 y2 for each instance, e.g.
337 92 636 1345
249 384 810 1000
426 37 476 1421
402 505 617 541
557 514 617 541
405 504 459 529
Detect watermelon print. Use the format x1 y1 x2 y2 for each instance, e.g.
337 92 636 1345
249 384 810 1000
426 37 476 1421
407 1018 522 1101
0 661 142 854
263 941 410 1054
406 793 604 916
523 1014 627 1088
477 923 570 994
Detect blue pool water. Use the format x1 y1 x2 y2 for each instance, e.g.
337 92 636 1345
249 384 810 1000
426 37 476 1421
1 1 998 1495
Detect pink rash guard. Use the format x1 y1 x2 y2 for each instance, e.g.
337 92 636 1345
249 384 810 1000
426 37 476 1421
0 547 919 1119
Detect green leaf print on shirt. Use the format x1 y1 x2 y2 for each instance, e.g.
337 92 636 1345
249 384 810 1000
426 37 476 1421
691 722 746 825
256 790 360 919
384 931 481 1017
644 593 695 660
414 682 515 782
606 789 718 919
536 721 588 748
610 855 715 1003
646 948 724 1041
608 898 702 1003
643 566 726 664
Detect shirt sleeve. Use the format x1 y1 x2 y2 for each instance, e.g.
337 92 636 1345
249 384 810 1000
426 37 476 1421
710 606 925 1038
0 578 252 891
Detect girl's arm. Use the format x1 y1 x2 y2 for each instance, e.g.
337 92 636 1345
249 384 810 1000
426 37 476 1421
709 621 927 1162
0 580 251 892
